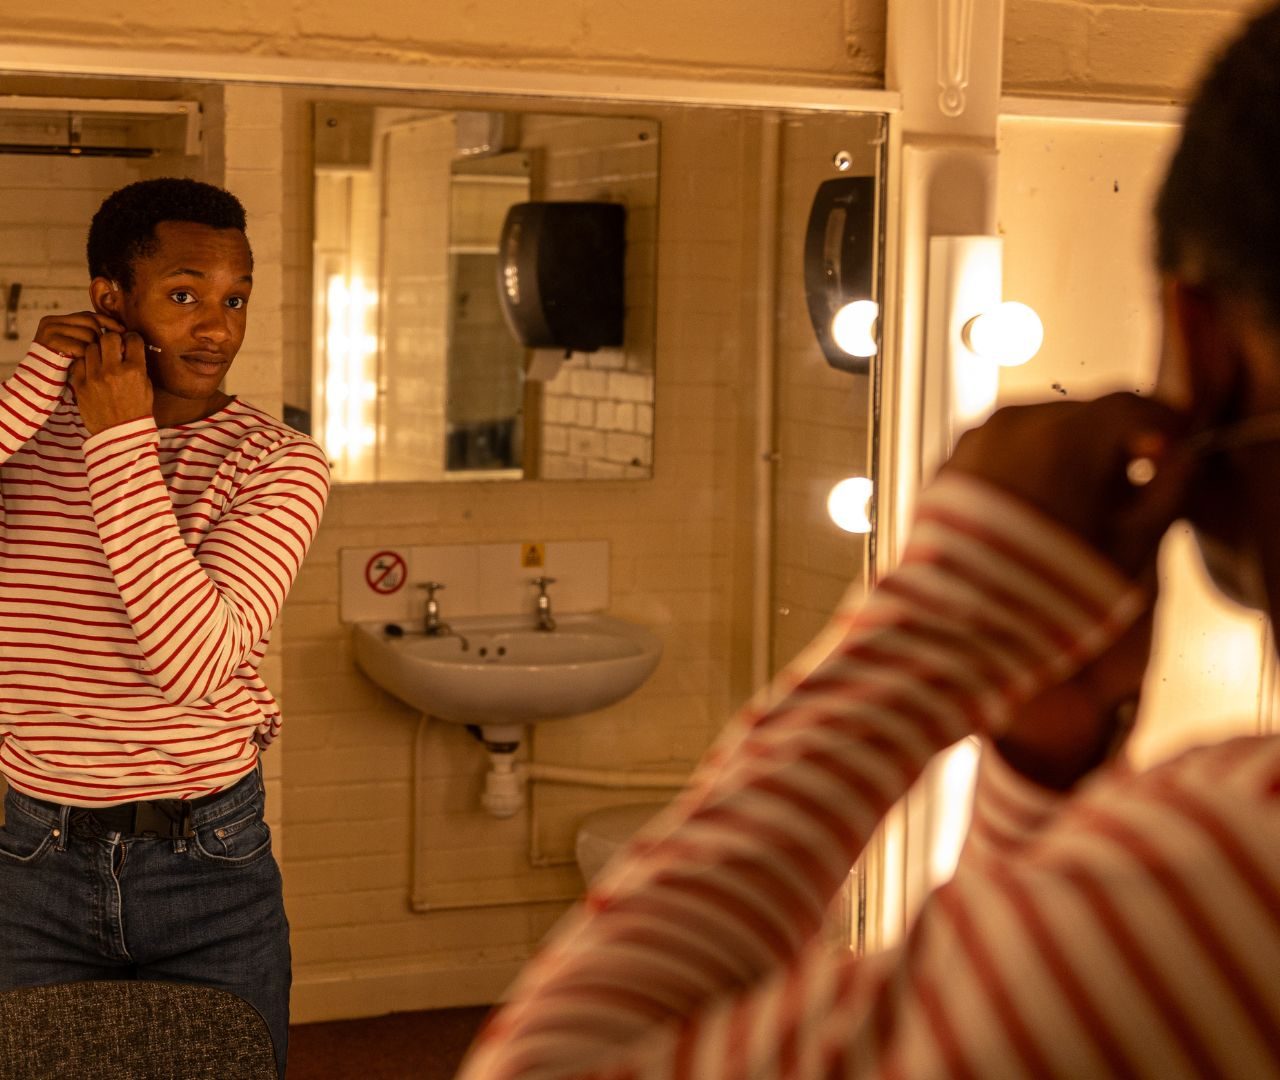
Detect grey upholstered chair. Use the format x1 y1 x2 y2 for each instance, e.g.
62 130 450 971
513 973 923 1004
0 979 277 1079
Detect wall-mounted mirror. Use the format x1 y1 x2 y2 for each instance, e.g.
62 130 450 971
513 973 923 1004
0 58 887 1045
312 103 658 484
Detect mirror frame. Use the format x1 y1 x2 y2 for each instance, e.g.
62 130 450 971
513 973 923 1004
0 42 900 115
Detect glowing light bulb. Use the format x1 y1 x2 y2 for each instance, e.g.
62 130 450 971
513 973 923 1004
962 301 1044 366
827 476 874 534
831 300 879 358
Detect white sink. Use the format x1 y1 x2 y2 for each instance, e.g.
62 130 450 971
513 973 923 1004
352 613 662 727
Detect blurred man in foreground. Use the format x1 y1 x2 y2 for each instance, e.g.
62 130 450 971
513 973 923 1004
459 6 1280 1077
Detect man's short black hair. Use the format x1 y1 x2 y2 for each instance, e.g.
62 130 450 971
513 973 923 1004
86 177 250 290
1155 1 1280 328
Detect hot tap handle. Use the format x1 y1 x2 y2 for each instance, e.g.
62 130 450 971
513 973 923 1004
416 581 445 600
530 576 557 594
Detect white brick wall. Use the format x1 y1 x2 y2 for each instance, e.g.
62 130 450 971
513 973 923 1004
222 85 285 422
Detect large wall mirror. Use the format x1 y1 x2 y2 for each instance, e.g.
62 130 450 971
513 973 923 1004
0 54 887 1032
312 103 659 484
0 71 884 509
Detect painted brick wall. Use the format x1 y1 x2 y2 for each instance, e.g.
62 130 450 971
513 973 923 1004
1004 0 1258 100
1 0 885 90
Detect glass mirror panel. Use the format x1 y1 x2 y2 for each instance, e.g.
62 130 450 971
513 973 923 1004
312 103 659 484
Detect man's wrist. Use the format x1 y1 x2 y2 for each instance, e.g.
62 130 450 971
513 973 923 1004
994 699 1136 791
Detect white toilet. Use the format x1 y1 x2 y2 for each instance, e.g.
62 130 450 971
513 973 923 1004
574 802 666 885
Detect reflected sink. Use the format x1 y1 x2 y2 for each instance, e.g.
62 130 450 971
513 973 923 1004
352 613 662 726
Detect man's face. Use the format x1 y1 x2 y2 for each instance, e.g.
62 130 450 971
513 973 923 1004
112 220 253 423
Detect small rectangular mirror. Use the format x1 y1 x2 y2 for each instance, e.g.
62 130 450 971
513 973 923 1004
312 103 659 484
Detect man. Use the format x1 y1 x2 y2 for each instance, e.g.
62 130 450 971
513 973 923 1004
457 5 1280 1078
0 178 329 1077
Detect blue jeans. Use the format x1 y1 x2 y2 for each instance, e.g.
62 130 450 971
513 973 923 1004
0 768 291 1077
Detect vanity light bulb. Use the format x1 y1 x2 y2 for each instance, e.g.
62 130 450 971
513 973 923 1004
831 300 879 358
827 476 874 534
962 301 1044 367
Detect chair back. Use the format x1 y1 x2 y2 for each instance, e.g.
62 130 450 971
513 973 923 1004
0 980 277 1079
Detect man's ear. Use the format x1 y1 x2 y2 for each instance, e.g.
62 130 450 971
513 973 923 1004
89 276 123 320
1159 275 1244 427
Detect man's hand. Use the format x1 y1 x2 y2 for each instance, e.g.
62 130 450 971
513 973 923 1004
945 393 1193 578
34 310 126 359
946 394 1192 787
68 331 154 436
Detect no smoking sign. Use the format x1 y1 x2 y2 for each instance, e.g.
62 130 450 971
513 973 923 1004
364 551 408 595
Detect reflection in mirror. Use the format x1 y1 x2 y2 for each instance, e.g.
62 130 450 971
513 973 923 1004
447 151 530 474
312 104 658 484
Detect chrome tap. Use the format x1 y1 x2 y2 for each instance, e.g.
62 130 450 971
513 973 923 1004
530 576 557 632
417 581 448 635
415 581 469 650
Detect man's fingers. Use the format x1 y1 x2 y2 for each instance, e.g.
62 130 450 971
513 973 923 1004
945 392 1193 576
96 332 148 367
82 338 102 380
96 331 121 365
121 332 148 364
35 311 127 358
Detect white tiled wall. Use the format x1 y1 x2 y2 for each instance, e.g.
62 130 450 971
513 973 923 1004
338 540 609 624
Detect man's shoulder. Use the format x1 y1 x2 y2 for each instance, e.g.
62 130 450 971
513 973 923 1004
194 400 331 492
209 400 326 460
1102 732 1280 813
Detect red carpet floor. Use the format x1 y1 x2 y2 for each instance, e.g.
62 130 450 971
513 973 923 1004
288 1005 493 1079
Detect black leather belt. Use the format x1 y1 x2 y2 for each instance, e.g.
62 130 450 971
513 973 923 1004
87 789 224 838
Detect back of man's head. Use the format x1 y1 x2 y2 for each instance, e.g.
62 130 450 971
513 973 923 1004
86 177 249 291
1155 1 1280 330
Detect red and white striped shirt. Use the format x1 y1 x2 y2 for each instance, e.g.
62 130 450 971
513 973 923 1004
0 343 329 806
459 471 1280 1079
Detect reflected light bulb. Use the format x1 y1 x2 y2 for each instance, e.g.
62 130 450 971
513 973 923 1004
827 476 874 534
962 301 1044 366
831 300 879 358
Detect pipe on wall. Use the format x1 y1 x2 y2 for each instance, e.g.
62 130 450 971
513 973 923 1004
521 762 689 789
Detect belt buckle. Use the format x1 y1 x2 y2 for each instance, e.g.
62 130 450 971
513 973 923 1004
131 801 194 839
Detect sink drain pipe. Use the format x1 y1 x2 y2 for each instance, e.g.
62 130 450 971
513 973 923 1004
466 725 690 818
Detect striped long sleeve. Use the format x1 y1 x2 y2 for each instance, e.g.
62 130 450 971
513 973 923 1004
0 344 73 456
458 472 1280 1079
0 343 330 805
82 416 325 706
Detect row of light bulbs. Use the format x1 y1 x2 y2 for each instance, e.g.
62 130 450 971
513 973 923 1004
824 295 1044 533
827 298 1044 366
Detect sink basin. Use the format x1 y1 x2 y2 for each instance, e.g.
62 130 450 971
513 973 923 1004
352 613 663 726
